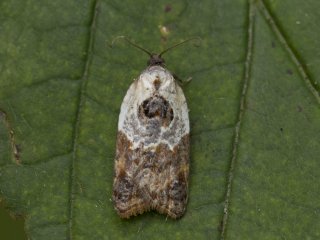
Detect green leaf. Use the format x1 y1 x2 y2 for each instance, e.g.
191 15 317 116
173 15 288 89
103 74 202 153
0 0 319 239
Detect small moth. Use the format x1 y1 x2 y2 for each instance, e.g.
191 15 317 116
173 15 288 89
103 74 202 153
112 37 198 219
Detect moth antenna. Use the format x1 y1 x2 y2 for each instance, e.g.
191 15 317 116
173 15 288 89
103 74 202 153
159 37 202 57
110 36 153 57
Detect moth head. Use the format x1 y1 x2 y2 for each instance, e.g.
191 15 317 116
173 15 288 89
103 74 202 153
148 54 165 67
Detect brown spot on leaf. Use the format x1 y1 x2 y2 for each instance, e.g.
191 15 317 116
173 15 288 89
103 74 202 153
164 4 172 12
286 69 293 75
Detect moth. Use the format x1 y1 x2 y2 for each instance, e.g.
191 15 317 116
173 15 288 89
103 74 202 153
112 37 198 219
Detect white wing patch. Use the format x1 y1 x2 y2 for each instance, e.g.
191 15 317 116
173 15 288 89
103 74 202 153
118 66 189 150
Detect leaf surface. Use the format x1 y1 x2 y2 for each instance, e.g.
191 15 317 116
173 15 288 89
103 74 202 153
0 0 319 239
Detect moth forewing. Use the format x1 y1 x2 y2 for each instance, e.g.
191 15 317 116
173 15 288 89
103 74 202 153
111 38 196 219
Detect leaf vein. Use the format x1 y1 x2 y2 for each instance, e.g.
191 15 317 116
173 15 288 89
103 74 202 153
220 1 255 239
258 0 320 104
68 1 100 239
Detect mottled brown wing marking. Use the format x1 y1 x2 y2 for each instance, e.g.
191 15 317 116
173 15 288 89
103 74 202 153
153 77 161 90
113 174 133 203
138 95 174 128
112 131 189 219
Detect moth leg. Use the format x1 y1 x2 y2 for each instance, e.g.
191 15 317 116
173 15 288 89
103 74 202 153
172 73 192 86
